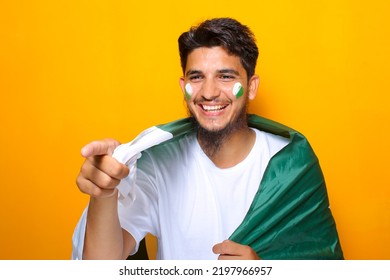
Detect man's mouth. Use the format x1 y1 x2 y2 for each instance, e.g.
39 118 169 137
200 104 228 112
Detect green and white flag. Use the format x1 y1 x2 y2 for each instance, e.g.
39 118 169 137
113 114 343 260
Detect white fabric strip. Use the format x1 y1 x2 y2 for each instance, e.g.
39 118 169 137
112 126 173 205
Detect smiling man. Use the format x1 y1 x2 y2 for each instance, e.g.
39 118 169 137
72 18 343 260
180 46 258 164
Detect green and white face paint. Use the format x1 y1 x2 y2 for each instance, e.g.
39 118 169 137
184 83 193 100
232 82 244 99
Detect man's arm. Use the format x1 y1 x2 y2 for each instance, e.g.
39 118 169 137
76 139 135 259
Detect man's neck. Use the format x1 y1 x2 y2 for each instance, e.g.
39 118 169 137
198 127 256 169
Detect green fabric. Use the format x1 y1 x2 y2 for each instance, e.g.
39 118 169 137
157 115 343 260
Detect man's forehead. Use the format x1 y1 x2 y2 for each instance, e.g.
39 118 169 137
186 46 237 60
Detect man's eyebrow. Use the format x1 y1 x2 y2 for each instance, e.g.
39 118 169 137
186 70 203 76
218 69 240 75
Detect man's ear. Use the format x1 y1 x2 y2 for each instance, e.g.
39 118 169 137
247 75 260 100
179 77 186 94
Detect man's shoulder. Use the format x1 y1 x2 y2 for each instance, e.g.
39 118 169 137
141 131 197 161
248 114 295 139
252 127 290 143
251 128 289 159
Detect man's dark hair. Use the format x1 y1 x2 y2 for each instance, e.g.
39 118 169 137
178 18 259 79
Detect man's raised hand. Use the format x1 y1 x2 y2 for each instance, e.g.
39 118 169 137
76 139 129 198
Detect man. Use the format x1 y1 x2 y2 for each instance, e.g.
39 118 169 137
73 18 343 260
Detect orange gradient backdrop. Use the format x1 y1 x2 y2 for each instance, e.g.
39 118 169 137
0 1 389 259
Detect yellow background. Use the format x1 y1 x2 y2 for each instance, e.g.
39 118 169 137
1 0 389 260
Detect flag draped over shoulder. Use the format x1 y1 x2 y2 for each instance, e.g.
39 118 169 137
115 114 343 260
229 115 344 260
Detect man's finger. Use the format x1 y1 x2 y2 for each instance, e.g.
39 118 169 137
80 159 123 189
81 138 121 158
76 175 118 198
86 155 129 180
217 254 245 260
213 240 260 260
212 240 241 255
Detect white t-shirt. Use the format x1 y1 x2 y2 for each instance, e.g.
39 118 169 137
118 128 289 259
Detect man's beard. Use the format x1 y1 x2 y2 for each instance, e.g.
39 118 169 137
188 102 249 157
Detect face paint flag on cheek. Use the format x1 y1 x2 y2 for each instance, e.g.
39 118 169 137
233 82 244 99
185 83 193 100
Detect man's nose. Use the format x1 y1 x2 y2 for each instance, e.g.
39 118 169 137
199 80 220 100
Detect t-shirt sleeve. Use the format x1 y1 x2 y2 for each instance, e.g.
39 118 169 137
264 131 290 157
117 151 159 255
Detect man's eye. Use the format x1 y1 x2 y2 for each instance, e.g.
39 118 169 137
189 75 202 81
220 75 234 80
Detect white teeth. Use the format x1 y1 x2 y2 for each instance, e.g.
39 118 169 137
202 105 226 112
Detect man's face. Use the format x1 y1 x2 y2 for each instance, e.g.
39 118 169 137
180 46 258 133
